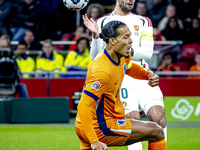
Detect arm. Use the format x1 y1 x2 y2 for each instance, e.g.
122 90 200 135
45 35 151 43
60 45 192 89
78 71 110 144
126 62 152 80
132 17 154 60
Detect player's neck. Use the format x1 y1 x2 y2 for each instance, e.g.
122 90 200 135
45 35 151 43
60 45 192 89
106 47 121 63
113 7 131 16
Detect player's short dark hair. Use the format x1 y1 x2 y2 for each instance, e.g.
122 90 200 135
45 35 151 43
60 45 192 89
99 20 126 43
18 41 27 47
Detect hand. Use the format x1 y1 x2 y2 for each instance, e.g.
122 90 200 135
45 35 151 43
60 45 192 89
91 141 108 150
82 14 99 39
148 74 159 87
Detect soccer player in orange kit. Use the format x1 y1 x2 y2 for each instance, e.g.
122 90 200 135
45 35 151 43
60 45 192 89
75 21 166 150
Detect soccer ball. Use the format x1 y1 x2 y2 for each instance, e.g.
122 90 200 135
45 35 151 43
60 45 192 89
63 0 89 11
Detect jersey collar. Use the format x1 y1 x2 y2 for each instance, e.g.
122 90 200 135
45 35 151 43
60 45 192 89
104 49 120 66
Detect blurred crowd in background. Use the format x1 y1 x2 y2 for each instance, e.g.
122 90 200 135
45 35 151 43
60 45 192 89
0 0 200 78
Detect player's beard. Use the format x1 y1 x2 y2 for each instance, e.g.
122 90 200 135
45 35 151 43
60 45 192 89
119 0 132 14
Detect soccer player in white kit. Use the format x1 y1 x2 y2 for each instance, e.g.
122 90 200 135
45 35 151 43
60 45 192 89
82 0 167 149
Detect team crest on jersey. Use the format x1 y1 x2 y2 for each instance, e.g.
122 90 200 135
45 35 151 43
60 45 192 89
122 101 127 107
134 25 139 31
91 81 101 91
117 120 127 126
123 63 126 75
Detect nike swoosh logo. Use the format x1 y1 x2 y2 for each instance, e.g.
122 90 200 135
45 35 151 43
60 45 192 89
115 80 118 85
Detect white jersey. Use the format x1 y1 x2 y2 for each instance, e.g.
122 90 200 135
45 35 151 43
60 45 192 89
90 12 154 69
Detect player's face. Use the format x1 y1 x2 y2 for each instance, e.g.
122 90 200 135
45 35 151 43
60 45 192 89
114 26 132 57
118 0 135 14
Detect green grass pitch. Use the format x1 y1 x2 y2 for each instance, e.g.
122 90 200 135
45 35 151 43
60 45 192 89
0 126 200 150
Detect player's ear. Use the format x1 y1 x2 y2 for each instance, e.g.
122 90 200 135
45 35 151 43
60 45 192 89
109 38 116 45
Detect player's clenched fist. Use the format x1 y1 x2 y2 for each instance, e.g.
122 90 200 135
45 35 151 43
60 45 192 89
148 74 159 87
91 141 108 150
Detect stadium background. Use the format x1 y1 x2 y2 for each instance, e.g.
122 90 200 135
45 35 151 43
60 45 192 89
0 0 200 149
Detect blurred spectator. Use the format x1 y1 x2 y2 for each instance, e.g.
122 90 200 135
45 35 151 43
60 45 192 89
86 3 104 21
36 39 63 78
134 0 149 17
86 3 104 40
22 30 42 50
157 53 177 71
15 41 35 78
185 18 200 45
188 52 200 78
10 0 39 41
177 0 198 28
161 16 184 41
65 25 90 51
157 4 183 32
0 34 10 47
157 52 177 77
149 0 167 27
62 37 92 78
0 0 11 36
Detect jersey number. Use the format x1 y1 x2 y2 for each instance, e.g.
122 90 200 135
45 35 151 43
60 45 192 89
121 88 128 99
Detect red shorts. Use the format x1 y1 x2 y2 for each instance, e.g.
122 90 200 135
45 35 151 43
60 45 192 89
75 119 132 149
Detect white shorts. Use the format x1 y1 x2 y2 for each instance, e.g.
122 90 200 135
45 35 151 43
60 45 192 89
120 74 164 115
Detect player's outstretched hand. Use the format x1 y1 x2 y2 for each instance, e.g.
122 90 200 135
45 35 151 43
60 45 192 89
82 14 99 39
91 141 108 150
148 74 159 87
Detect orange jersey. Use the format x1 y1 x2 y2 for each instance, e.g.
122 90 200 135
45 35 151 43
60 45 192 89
188 64 200 78
75 49 151 144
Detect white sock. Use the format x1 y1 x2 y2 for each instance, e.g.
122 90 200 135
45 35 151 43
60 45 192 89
128 142 143 150
163 126 167 142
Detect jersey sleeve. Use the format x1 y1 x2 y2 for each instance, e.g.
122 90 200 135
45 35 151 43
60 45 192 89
78 71 111 143
126 56 152 80
132 17 154 60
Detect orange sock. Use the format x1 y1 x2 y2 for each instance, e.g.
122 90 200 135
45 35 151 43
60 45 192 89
148 139 167 150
